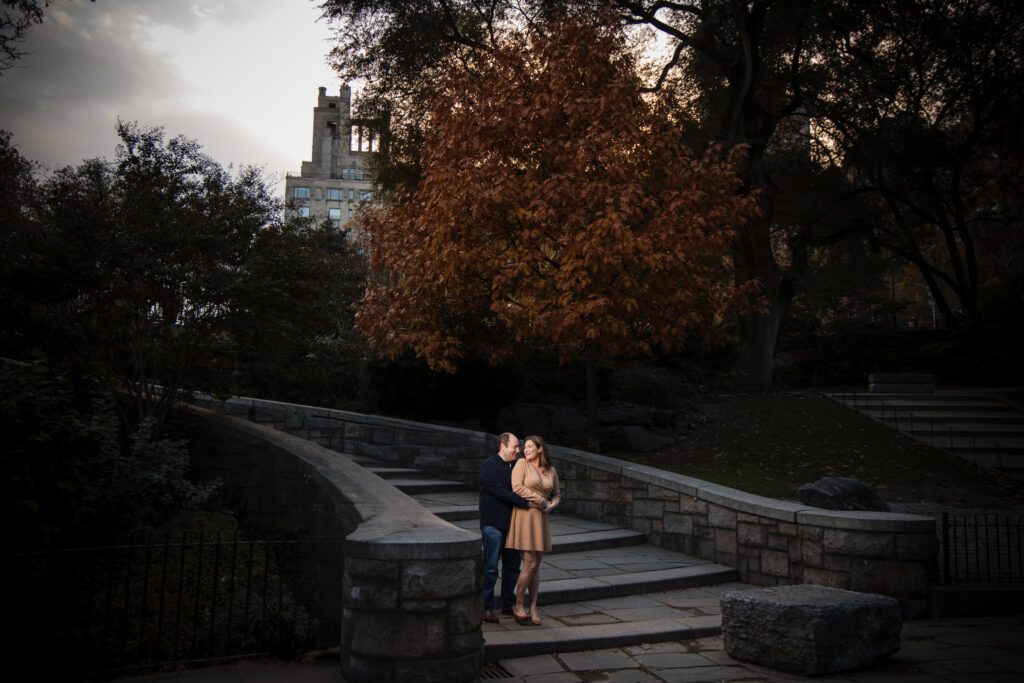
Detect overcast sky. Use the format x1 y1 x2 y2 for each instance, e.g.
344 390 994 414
0 0 341 193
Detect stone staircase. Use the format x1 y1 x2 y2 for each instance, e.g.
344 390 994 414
826 391 1024 480
355 456 752 662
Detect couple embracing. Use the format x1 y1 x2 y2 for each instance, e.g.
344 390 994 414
479 432 560 626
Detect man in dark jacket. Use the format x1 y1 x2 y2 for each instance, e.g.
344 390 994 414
479 432 530 623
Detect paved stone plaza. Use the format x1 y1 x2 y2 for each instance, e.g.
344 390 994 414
124 614 1024 682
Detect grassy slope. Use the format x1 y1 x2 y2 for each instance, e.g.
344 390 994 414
607 393 1024 510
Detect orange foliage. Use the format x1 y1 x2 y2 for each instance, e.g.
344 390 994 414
355 12 761 372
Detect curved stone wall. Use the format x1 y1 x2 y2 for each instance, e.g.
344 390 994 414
185 404 482 683
191 395 938 617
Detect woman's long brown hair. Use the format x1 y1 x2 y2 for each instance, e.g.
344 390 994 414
525 435 551 472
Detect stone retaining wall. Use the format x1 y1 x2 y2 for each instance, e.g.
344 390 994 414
191 396 938 616
185 404 482 683
552 449 937 616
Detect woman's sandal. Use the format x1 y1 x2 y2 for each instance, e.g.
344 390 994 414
513 612 532 626
530 614 542 626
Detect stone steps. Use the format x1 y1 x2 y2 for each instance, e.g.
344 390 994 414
852 408 1024 423
481 614 723 662
826 391 1024 480
368 462 750 661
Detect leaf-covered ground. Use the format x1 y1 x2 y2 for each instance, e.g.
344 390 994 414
608 393 1024 510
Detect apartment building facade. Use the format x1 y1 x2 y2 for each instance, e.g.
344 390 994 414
284 85 379 226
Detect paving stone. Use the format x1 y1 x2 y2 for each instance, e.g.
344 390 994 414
654 664 756 682
945 646 1024 674
651 596 720 609
581 596 668 610
934 633 1006 647
521 673 582 683
622 642 691 656
603 606 692 621
557 649 642 671
925 674 1024 683
633 652 717 670
698 650 739 666
685 635 724 652
919 658 1004 675
602 671 664 682
561 613 621 626
501 654 569 677
541 603 601 618
891 640 966 662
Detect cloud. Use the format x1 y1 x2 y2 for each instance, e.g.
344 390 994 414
0 1 186 168
0 0 336 191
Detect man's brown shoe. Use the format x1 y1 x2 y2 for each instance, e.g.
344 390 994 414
483 611 499 623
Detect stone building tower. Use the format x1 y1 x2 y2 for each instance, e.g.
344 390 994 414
284 85 378 226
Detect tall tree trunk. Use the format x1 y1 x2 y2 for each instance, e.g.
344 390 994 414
732 153 783 389
585 346 600 453
734 233 782 389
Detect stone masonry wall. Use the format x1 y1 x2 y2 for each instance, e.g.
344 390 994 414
191 396 938 616
185 404 482 683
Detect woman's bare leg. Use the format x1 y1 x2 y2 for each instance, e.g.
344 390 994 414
513 550 535 617
529 551 544 624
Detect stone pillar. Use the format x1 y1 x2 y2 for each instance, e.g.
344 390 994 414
341 523 483 682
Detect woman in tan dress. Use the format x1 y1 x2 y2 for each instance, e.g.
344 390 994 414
506 435 560 625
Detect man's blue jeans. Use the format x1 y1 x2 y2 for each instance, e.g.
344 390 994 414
481 525 520 611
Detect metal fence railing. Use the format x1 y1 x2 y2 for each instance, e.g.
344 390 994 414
940 513 1024 585
6 533 337 681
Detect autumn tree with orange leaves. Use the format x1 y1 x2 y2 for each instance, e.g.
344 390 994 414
355 13 761 450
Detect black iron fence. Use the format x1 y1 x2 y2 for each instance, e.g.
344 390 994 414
6 533 338 681
940 513 1024 585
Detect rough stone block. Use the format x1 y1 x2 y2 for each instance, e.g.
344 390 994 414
721 585 901 676
708 504 737 528
715 528 737 555
663 512 694 536
403 559 476 599
824 529 895 556
633 499 665 518
766 532 789 551
801 539 823 566
678 496 706 514
609 486 634 503
348 611 447 659
802 567 850 589
760 549 790 577
738 522 767 546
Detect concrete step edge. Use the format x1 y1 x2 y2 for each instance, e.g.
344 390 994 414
496 564 740 605
391 479 470 494
364 466 424 478
483 615 721 662
548 529 647 553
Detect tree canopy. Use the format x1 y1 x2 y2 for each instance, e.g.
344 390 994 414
1 122 368 427
323 0 1024 386
807 0 1024 327
354 12 760 446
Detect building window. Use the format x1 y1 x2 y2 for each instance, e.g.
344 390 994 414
356 168 364 181
348 208 354 218
293 187 311 199
326 188 344 200
348 189 354 200
297 207 310 217
360 190 374 202
328 208 342 220
341 168 348 180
